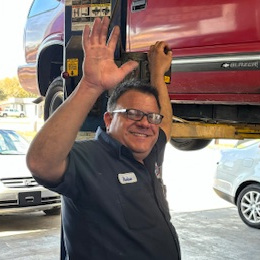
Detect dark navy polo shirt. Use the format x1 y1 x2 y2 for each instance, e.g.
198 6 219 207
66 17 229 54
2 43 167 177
38 127 181 260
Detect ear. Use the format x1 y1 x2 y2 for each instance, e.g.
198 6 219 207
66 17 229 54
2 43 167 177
104 112 113 131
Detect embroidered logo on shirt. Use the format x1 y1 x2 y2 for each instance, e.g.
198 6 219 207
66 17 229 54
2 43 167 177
155 162 162 179
118 172 137 184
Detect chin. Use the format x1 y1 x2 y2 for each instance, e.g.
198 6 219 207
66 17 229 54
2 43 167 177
124 138 155 152
131 144 152 154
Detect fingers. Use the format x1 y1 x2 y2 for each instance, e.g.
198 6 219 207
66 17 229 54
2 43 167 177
82 16 119 55
149 41 172 62
148 41 172 74
99 16 110 45
111 60 138 84
107 25 120 50
90 17 102 45
82 17 110 48
150 41 172 55
120 60 139 77
82 24 90 52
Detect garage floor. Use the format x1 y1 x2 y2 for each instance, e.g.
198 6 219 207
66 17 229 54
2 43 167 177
1 143 259 259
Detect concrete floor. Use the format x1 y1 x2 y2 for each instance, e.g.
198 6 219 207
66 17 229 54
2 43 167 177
1 207 259 260
1 143 259 259
172 207 260 260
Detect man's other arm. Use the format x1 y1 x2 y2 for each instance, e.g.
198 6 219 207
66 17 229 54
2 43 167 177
148 42 173 141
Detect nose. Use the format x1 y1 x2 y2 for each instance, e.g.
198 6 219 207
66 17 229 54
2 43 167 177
135 115 150 127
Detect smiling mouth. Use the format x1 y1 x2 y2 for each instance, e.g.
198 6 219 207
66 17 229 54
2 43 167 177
131 132 150 137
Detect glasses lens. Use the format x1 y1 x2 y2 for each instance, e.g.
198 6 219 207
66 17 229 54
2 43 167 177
127 109 143 120
148 113 162 124
125 109 163 124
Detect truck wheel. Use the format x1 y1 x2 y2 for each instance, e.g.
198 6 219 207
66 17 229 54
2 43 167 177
170 138 211 151
44 77 63 121
237 184 260 229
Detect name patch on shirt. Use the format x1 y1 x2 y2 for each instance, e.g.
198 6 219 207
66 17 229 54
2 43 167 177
118 172 137 184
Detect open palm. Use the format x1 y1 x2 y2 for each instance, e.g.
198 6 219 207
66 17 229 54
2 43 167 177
82 17 138 91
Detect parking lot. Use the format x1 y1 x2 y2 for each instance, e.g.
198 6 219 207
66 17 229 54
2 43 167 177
1 139 259 259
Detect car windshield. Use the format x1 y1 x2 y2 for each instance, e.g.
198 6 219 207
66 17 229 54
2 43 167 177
0 130 29 155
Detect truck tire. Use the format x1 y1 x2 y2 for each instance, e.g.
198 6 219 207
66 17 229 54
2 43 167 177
170 138 211 151
44 77 64 121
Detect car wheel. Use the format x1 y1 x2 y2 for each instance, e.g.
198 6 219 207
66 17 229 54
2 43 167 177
44 77 64 121
237 184 260 229
43 207 61 216
170 138 212 151
3 113 7 117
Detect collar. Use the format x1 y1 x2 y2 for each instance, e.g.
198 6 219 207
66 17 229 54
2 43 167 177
95 127 135 161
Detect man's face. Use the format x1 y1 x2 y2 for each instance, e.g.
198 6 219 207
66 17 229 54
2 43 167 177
104 90 160 162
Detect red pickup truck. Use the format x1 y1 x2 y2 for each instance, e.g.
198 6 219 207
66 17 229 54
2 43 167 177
18 0 260 150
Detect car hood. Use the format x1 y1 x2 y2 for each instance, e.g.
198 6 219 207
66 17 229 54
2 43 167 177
0 154 32 178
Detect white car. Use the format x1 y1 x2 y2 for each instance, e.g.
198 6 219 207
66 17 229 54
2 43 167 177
0 129 61 215
0 108 25 117
213 140 260 229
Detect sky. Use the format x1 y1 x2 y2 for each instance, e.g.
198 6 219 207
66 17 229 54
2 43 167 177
0 0 33 80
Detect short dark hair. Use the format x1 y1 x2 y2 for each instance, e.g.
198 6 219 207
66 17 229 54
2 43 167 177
107 79 161 112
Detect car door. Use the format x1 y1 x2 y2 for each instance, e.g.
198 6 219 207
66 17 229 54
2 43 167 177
126 0 260 104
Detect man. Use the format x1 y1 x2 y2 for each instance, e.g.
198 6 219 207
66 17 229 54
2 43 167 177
27 17 181 259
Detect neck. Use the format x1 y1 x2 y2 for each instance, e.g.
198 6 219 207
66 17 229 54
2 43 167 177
133 152 147 164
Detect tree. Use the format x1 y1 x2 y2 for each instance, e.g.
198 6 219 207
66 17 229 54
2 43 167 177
0 88 8 101
0 77 38 101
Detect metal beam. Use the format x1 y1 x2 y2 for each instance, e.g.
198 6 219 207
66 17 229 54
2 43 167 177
171 121 260 139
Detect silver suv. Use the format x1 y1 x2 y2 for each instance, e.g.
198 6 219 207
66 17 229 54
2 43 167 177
213 140 260 229
0 108 25 117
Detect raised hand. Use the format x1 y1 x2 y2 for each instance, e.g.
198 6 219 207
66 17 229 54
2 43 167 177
148 41 172 77
81 17 138 92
